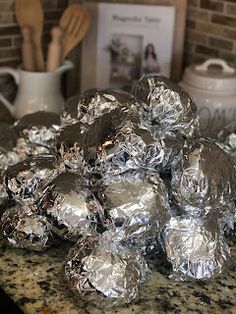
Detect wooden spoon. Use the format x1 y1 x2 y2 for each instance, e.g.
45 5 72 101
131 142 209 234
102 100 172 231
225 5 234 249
15 0 45 71
59 4 90 60
21 26 35 71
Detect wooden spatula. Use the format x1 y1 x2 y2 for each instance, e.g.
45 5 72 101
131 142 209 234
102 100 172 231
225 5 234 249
15 0 45 71
59 4 90 60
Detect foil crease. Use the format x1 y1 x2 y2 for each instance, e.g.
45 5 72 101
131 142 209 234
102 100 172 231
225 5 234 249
99 170 169 252
161 215 230 280
40 172 104 241
96 126 183 175
61 89 142 127
171 138 236 212
14 111 61 158
218 121 236 159
65 232 149 307
4 155 61 204
133 74 199 138
218 202 236 236
1 203 53 251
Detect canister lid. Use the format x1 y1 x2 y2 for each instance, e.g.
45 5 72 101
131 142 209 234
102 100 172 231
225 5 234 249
182 59 236 92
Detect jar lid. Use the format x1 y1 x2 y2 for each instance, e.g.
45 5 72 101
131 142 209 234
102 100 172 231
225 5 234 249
182 59 236 92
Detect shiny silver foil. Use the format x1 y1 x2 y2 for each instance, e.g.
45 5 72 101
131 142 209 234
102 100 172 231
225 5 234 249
4 155 61 204
1 203 53 251
65 231 149 307
40 172 104 241
133 74 199 138
218 202 236 236
14 111 60 158
171 138 236 213
61 89 142 127
99 170 169 252
0 123 20 175
96 126 183 175
161 215 230 280
218 121 236 159
58 143 88 174
0 180 8 207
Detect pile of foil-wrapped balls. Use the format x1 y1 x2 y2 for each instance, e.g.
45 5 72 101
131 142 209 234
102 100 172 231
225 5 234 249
0 74 236 307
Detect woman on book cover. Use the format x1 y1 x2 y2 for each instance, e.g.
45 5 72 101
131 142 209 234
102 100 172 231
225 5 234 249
143 43 160 74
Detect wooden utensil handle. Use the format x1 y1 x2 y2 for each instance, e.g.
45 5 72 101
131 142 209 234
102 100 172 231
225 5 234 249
35 44 45 72
46 26 63 72
22 26 35 71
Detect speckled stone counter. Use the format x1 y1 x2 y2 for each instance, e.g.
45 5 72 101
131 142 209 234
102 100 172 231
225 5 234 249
0 235 236 314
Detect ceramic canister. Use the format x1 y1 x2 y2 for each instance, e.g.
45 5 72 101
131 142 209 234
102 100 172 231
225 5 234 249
180 59 236 138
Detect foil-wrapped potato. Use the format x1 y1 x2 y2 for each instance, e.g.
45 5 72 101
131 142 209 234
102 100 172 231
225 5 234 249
98 170 169 252
171 138 236 213
65 232 149 307
14 111 60 158
4 155 61 204
161 215 230 280
1 203 53 251
40 172 104 241
133 74 199 138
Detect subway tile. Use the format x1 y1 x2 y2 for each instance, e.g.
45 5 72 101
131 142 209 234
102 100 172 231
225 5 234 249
0 1 14 13
0 59 20 68
187 7 210 21
44 9 64 21
196 44 219 57
201 0 224 12
0 13 15 24
195 21 224 36
223 27 236 39
187 19 196 29
188 0 200 7
0 48 21 59
186 30 208 44
57 0 69 8
0 38 12 48
212 14 236 28
0 26 20 36
226 3 236 15
209 36 233 50
184 42 195 53
219 50 236 63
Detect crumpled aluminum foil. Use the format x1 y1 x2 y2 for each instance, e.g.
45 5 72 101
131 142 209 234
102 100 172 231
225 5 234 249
39 172 104 241
4 154 61 204
96 125 184 175
61 88 142 127
0 123 20 175
217 201 236 236
133 74 199 138
0 179 8 208
57 142 88 174
171 138 236 213
161 215 230 280
218 121 236 159
14 111 61 158
1 203 53 251
98 170 169 253
65 231 149 307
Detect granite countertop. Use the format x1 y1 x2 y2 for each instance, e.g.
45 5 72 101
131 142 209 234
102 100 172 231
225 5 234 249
0 235 236 314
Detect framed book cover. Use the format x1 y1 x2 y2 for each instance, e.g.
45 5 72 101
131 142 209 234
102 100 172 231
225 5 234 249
81 2 177 92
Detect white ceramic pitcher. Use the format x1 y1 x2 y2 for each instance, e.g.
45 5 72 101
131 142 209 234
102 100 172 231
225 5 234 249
0 60 74 119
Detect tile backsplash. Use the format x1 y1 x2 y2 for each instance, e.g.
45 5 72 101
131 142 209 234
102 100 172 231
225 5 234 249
185 0 236 68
